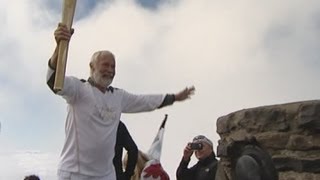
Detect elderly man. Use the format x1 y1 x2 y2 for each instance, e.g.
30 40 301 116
176 135 218 180
46 23 195 180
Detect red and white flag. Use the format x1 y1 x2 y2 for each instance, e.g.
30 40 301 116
147 114 167 161
141 115 170 180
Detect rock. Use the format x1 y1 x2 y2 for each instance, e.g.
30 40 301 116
216 100 320 180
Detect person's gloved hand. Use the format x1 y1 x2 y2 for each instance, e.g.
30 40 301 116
143 163 170 180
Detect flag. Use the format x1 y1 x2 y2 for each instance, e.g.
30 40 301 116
141 114 170 180
147 114 167 161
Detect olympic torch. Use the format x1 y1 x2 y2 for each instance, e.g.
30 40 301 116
54 0 77 91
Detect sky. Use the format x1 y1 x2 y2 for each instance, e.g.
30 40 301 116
1 0 320 179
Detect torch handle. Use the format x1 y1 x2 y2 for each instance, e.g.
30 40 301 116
54 0 77 91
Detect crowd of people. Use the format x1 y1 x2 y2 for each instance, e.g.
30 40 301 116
17 13 282 178
24 133 218 180
25 5 281 177
44 23 218 180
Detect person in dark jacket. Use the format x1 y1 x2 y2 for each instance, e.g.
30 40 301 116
113 121 138 180
176 135 218 180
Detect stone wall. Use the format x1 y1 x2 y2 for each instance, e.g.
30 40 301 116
216 100 320 180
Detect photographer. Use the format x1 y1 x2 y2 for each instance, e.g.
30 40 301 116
176 135 218 180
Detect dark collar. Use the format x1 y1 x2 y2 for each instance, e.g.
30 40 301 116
198 153 217 165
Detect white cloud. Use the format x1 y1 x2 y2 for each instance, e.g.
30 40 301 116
0 149 58 180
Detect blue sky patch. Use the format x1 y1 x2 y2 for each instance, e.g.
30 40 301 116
136 0 164 10
42 0 161 22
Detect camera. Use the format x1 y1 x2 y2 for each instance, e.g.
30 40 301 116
190 142 203 150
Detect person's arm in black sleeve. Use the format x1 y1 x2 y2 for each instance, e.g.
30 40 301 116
113 122 125 180
122 122 138 180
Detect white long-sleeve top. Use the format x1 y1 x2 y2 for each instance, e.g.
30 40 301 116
47 67 165 178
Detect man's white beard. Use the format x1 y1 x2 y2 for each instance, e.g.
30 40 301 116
92 71 113 87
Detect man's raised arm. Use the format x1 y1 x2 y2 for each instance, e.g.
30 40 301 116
47 24 73 93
